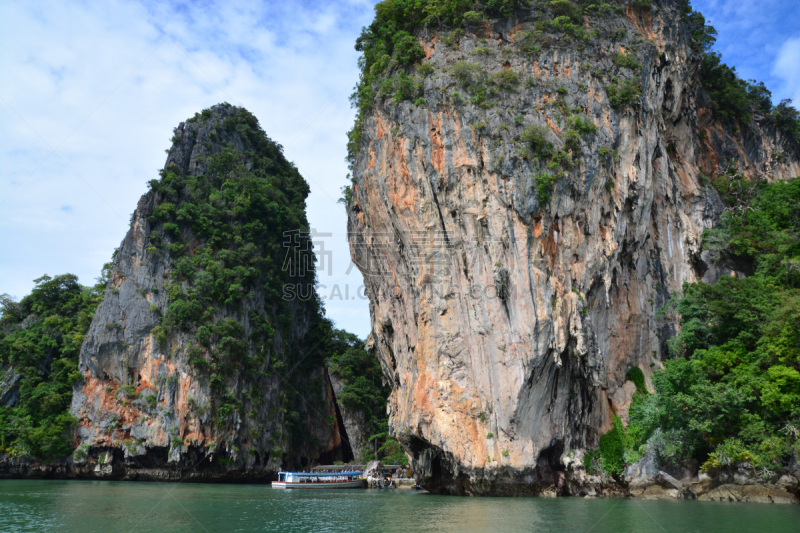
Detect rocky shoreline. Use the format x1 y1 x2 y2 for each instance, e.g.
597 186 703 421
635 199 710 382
604 467 798 505
3 453 798 504
0 453 274 483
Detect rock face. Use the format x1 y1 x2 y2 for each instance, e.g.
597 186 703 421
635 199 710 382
0 368 20 408
69 104 353 480
347 1 800 494
328 370 369 464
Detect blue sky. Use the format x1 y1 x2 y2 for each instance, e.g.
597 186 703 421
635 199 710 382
0 0 376 336
1 0 798 339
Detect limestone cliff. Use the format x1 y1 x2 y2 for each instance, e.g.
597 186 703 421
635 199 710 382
69 104 353 480
347 1 800 494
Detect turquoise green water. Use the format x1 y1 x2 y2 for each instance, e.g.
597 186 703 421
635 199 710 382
0 480 798 532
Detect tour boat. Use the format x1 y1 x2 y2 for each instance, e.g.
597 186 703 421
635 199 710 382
272 471 364 489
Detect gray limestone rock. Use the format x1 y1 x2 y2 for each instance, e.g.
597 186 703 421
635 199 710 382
0 368 21 407
624 447 659 488
346 1 800 495
657 470 683 490
699 483 798 504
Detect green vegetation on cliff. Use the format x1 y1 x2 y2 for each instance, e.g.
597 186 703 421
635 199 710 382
699 51 800 138
153 110 313 347
0 271 108 458
589 176 800 476
347 0 637 167
147 105 393 461
686 3 800 138
147 105 332 436
348 0 799 176
327 332 388 431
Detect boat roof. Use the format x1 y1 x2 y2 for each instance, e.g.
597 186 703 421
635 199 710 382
279 471 362 476
311 465 365 471
310 465 404 471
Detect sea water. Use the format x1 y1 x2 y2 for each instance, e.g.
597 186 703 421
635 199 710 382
0 479 798 532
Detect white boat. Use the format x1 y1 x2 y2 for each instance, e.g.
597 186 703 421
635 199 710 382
272 471 364 489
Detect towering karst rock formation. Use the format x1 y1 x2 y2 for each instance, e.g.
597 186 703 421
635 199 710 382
70 104 356 479
347 1 800 494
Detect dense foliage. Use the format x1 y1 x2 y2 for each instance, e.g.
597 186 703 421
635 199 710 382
589 176 800 476
156 106 314 321
697 51 800 138
326 332 388 431
0 270 109 458
699 53 755 124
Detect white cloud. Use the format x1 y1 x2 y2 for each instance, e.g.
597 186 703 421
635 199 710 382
0 0 376 337
772 37 800 103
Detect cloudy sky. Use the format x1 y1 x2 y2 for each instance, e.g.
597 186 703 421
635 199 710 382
1 0 798 339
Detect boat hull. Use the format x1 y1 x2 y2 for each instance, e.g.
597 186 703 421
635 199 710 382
272 480 364 489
